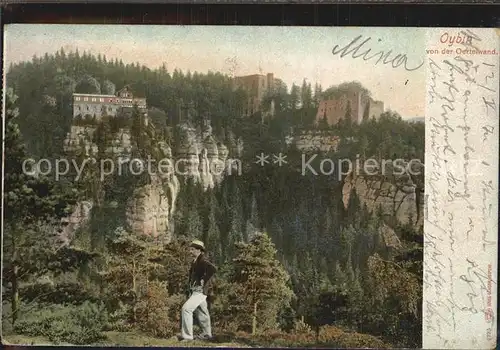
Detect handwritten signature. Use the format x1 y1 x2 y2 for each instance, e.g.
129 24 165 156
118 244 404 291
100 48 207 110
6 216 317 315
332 35 424 71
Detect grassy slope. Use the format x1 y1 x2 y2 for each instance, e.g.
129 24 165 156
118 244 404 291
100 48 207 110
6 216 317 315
3 331 250 347
3 327 391 348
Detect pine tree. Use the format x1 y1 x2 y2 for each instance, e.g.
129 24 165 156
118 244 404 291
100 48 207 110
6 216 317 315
245 193 260 242
348 266 364 327
318 207 333 256
313 83 323 108
99 228 164 322
318 107 329 129
333 262 348 292
75 74 101 94
346 190 362 227
184 207 203 239
101 79 116 95
227 233 294 333
203 191 222 264
3 88 79 325
289 83 301 110
94 118 112 155
269 218 285 255
359 134 369 161
300 79 313 109
219 181 244 259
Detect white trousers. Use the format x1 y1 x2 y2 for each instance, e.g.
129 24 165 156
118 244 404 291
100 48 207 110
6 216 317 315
181 291 212 340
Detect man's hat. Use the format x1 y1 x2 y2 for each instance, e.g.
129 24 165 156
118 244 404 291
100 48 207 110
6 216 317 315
190 239 205 251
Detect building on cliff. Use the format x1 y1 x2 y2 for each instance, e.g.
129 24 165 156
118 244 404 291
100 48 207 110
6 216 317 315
315 89 384 126
232 73 282 117
73 85 147 119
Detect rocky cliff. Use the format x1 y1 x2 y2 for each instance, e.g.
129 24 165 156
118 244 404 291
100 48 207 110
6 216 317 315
62 123 180 239
62 118 234 241
60 200 94 245
293 132 340 152
379 222 402 250
63 126 98 155
125 173 179 239
174 121 234 190
286 130 340 153
342 159 424 228
63 126 132 156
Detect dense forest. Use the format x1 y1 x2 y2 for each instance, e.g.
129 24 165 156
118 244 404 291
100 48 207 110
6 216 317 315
3 49 424 348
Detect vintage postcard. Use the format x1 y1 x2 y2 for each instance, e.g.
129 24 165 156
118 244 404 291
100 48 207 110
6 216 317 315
1 25 498 349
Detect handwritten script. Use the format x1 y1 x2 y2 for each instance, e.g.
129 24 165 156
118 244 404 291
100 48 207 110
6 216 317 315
423 29 498 349
332 35 424 71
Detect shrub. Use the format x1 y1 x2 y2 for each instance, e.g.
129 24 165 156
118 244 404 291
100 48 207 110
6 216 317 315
317 325 344 341
209 285 241 333
73 114 98 127
13 302 107 345
46 318 104 345
2 302 15 335
106 301 133 332
281 331 316 346
255 330 316 347
166 293 185 328
293 317 312 334
20 279 100 306
250 325 390 348
71 301 108 331
278 305 296 332
336 331 389 348
14 304 71 338
318 325 390 348
135 281 176 338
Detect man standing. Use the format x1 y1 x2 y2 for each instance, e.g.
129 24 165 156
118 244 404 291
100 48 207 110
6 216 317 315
180 240 217 342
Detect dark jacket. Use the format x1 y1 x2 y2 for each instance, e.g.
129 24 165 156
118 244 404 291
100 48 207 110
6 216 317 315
188 253 217 296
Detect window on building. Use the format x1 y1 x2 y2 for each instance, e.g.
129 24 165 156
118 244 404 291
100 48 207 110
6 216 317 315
76 97 80 101
92 98 97 102
100 98 104 102
84 97 88 101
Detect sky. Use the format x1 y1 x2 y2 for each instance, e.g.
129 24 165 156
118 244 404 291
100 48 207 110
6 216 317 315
4 24 426 117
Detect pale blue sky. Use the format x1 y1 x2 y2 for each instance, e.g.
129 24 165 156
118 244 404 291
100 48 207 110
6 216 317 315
4 24 426 117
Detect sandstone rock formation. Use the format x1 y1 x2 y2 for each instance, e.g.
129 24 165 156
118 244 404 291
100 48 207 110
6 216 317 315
379 222 402 250
63 124 180 240
60 201 94 244
174 121 232 190
63 126 98 155
289 130 340 153
124 137 180 239
342 159 424 228
106 128 132 155
63 126 133 157
62 117 231 240
125 174 179 239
